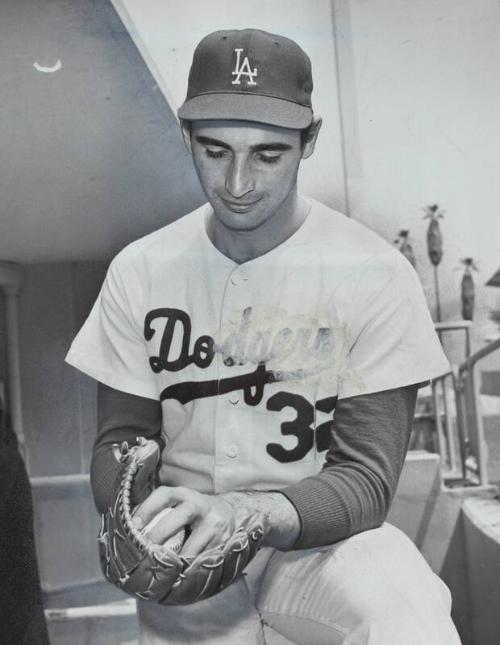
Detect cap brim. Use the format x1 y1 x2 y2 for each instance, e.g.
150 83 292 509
178 93 313 130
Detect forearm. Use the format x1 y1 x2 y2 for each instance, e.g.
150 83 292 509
91 382 162 513
221 462 385 552
280 385 418 550
280 462 387 549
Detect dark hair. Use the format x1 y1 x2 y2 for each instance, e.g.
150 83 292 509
300 124 314 148
183 119 313 148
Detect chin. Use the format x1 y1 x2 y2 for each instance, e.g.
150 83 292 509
213 203 267 232
218 214 264 232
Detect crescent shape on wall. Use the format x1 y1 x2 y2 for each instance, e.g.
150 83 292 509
33 59 62 73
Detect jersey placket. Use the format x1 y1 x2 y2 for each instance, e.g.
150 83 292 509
213 264 251 493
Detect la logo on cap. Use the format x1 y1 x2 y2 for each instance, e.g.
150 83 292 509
232 48 258 86
178 29 314 129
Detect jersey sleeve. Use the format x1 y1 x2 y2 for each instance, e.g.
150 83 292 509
337 254 450 400
65 254 159 400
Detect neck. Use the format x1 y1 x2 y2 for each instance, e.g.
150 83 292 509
207 191 310 264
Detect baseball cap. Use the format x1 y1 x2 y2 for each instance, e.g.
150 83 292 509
178 28 313 129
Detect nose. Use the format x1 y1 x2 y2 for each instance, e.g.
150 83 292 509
225 155 255 199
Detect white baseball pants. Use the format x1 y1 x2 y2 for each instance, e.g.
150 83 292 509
138 523 461 645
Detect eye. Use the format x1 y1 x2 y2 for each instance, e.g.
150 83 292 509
205 148 227 159
256 153 281 165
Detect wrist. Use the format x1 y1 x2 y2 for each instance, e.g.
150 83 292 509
221 490 300 550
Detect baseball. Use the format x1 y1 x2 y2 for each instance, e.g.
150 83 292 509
143 507 186 554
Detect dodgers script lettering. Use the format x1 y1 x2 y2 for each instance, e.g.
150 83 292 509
144 307 338 462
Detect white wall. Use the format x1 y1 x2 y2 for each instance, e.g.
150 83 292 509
334 0 500 358
112 0 347 210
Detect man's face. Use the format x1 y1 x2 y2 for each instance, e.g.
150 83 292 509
183 120 316 233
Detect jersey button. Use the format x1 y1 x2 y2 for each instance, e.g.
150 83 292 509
230 272 248 286
226 445 238 459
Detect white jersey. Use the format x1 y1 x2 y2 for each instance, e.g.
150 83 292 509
65 197 449 494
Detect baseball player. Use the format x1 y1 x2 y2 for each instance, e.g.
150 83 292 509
66 29 461 645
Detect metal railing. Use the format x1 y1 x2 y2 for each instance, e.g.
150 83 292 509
431 324 500 487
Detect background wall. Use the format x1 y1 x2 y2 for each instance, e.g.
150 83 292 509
333 0 500 359
0 0 205 263
0 263 107 477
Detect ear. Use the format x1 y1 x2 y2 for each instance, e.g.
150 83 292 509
180 120 193 154
301 116 322 160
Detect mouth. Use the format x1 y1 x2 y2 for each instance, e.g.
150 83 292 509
220 197 262 213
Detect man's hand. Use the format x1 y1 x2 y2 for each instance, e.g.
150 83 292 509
132 487 246 557
132 487 301 556
97 438 271 604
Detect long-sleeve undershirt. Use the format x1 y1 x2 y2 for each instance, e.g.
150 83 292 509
91 382 417 550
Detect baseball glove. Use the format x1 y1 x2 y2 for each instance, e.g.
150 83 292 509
97 436 269 604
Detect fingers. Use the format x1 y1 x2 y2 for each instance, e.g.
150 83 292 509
181 523 217 558
180 521 235 558
130 487 243 558
146 505 194 544
132 486 186 530
179 509 236 558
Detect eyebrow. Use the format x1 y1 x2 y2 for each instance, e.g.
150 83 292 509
195 136 292 152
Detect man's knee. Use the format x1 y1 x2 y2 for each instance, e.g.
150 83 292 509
256 525 459 644
343 577 457 645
